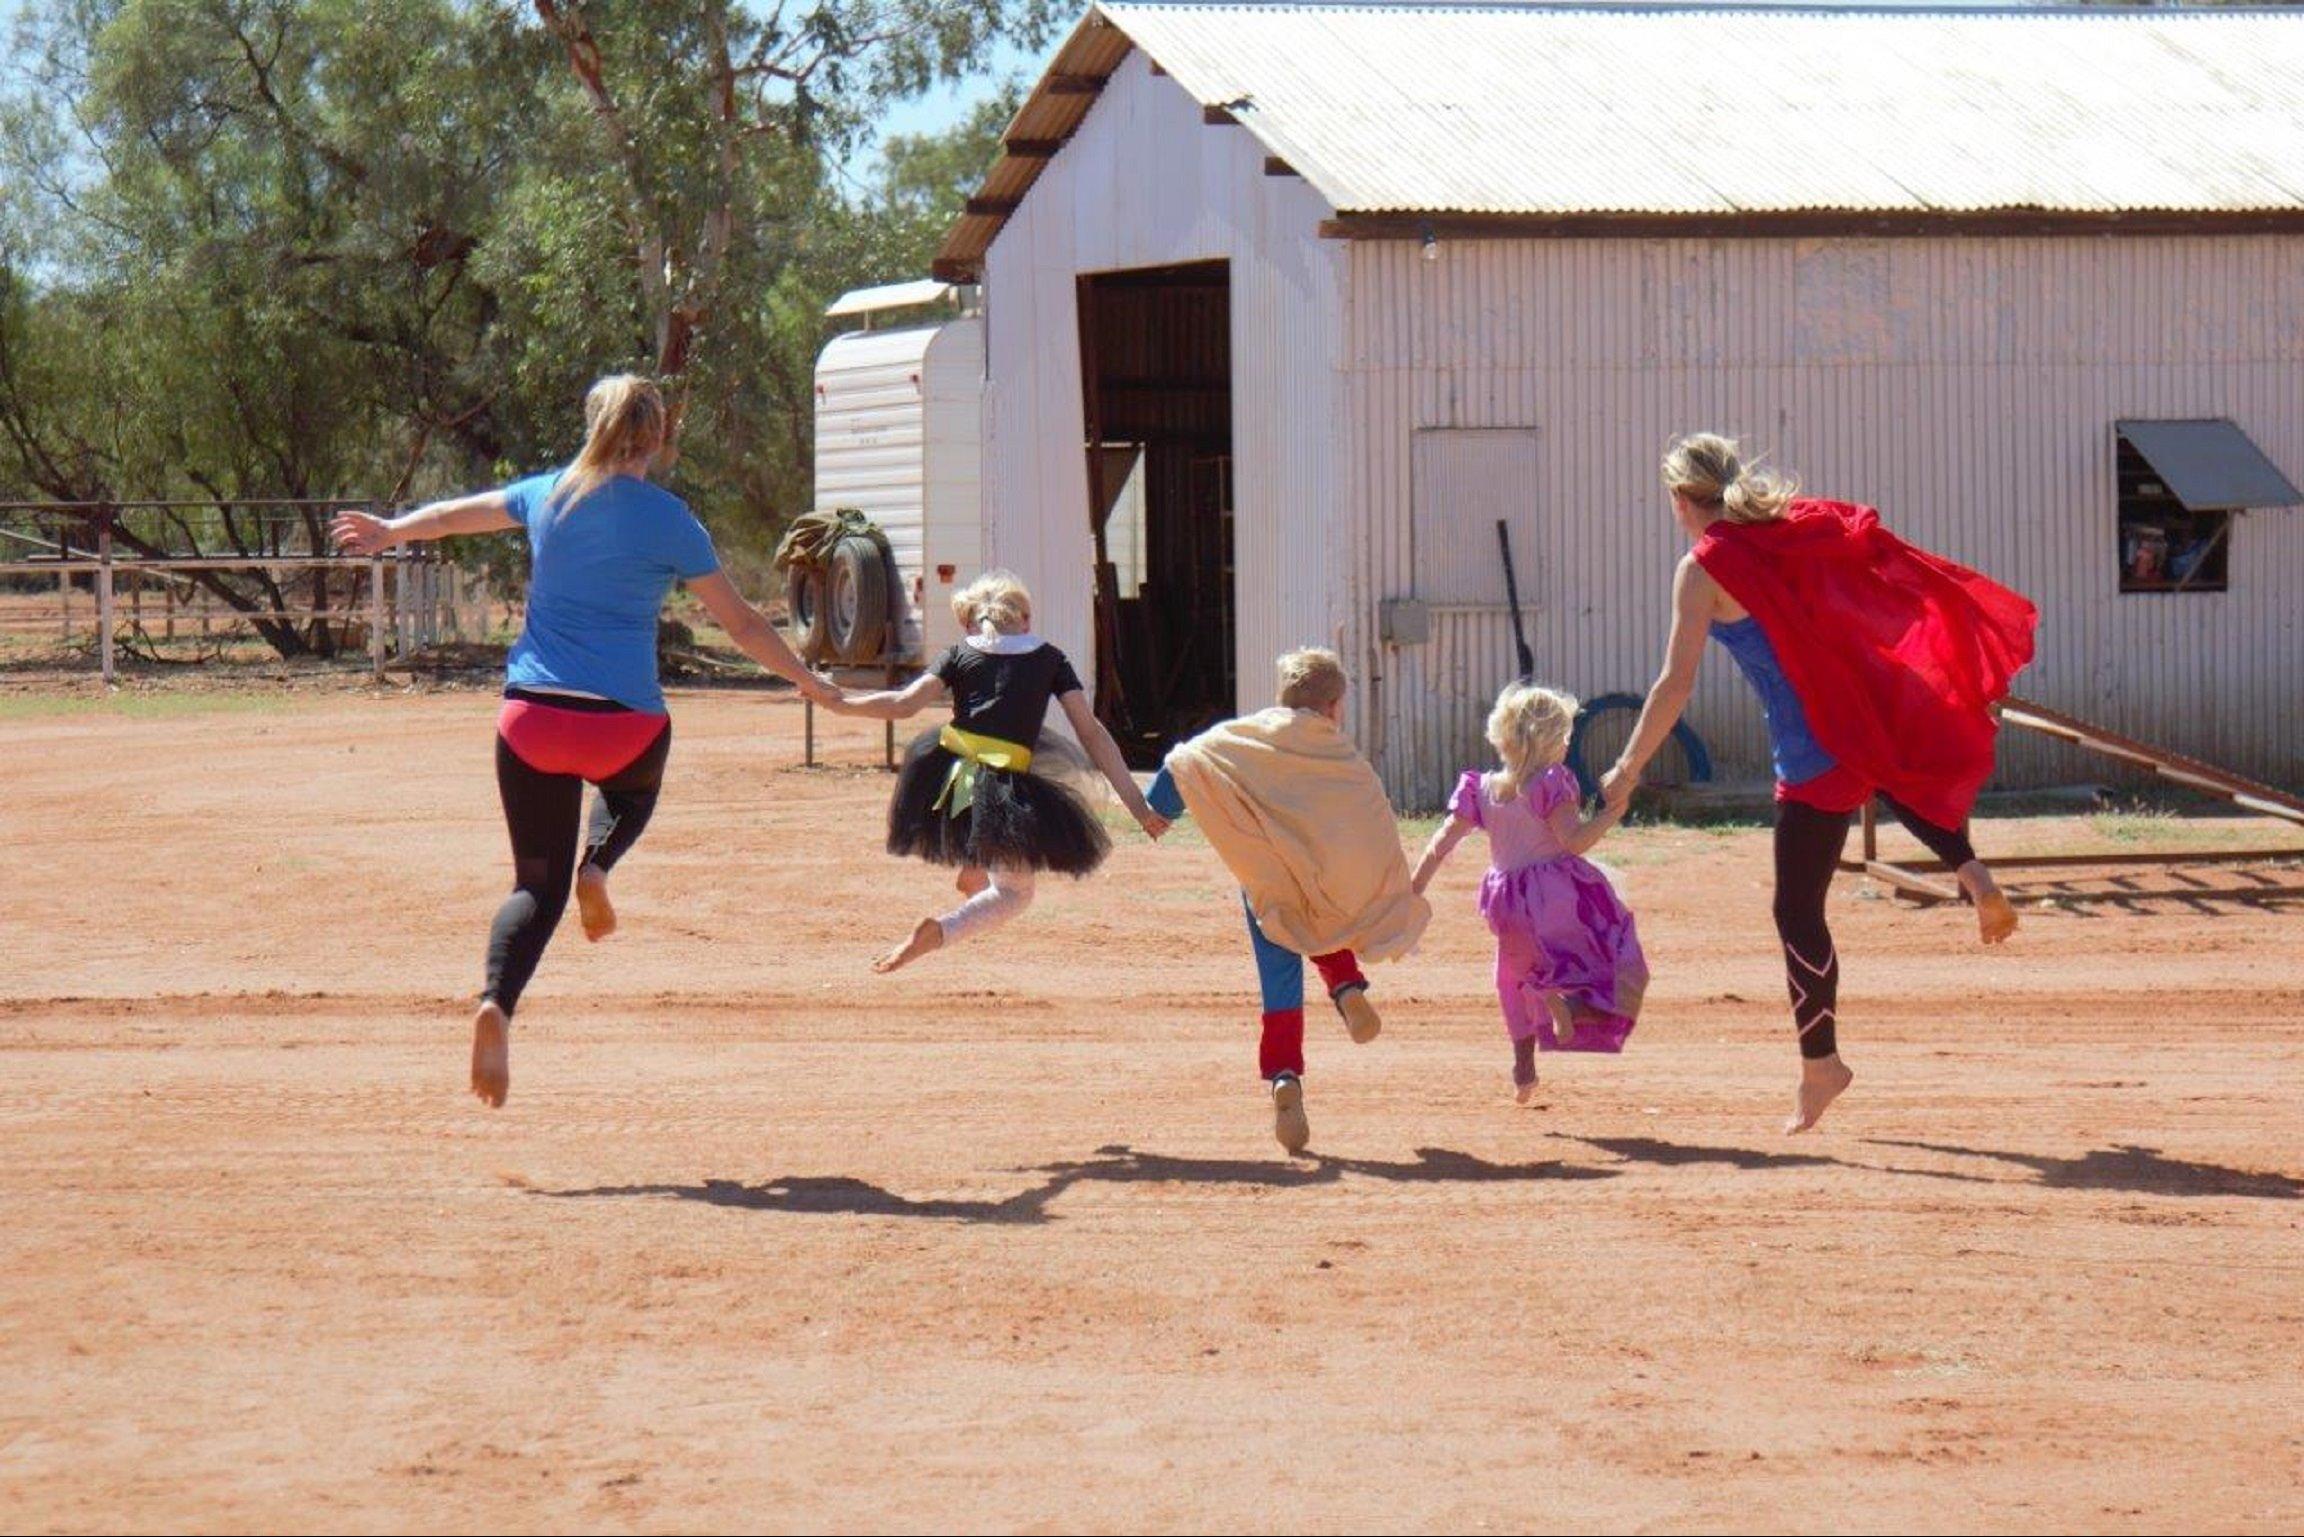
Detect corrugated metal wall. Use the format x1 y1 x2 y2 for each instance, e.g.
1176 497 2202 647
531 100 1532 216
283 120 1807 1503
1347 235 2304 807
979 50 1346 713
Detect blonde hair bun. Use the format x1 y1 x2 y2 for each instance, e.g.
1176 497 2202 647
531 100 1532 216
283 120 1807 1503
1661 431 1798 525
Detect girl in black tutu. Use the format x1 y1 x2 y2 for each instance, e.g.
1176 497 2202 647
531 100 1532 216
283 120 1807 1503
826 570 1168 971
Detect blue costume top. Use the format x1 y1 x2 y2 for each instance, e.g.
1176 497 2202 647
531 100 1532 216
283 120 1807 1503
1710 617 1837 786
501 469 721 714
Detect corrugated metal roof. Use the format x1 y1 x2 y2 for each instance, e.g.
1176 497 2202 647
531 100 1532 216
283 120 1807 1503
935 4 2304 276
2118 419 2304 511
1110 3 2304 216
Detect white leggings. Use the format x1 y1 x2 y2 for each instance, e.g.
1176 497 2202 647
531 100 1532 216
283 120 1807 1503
936 867 1037 946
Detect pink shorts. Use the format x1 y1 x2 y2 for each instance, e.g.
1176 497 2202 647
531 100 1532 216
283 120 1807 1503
1776 763 1873 815
498 697 668 782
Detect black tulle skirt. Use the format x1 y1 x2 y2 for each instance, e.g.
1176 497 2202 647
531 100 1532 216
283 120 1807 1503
886 730 1111 876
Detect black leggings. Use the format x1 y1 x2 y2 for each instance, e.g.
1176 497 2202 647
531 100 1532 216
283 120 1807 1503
482 724 671 1017
1773 793 1978 1060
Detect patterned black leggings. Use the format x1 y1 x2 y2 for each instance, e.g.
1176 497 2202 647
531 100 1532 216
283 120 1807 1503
1773 796 1978 1058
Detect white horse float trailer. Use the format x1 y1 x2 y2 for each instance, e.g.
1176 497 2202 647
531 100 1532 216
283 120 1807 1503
811 280 984 668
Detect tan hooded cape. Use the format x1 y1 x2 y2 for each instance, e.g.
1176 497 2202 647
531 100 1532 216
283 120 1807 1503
1163 707 1431 961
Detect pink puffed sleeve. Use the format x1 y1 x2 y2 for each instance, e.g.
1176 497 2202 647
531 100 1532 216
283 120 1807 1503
1536 762 1580 816
1449 770 1486 826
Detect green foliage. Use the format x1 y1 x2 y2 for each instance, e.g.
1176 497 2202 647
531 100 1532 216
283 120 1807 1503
0 0 1044 652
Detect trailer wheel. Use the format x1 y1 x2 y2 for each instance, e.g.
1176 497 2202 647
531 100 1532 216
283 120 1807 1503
787 565 833 665
828 534 892 663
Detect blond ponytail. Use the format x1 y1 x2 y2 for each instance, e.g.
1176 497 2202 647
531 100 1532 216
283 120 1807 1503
550 374 668 511
1662 431 1798 525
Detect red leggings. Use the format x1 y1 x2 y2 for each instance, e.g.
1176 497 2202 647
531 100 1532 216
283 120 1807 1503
1259 950 1367 1080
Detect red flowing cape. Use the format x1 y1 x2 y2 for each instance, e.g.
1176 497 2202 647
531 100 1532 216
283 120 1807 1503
1694 499 2038 828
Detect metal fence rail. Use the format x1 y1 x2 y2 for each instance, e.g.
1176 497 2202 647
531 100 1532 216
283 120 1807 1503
0 500 460 682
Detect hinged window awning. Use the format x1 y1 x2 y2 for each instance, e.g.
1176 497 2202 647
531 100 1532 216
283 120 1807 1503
2117 419 2303 510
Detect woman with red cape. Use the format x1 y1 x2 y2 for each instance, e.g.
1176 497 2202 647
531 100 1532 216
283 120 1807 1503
1602 434 2037 1133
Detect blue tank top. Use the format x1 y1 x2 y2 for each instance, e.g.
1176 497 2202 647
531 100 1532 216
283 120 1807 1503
1711 617 1837 786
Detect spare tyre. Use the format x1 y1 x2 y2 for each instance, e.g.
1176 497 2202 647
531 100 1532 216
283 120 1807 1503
828 533 893 664
787 564 833 665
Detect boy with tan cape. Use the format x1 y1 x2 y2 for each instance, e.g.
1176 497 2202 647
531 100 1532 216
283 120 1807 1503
1149 648 1431 1153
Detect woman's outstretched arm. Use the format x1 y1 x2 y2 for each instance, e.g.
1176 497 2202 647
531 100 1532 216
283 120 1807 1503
331 492 517 552
687 571 842 703
1601 553 1716 809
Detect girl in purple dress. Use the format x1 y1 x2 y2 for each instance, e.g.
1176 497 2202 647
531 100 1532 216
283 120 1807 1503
1412 683 1649 1102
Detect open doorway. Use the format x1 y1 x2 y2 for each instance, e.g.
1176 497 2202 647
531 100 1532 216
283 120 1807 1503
1076 260 1235 765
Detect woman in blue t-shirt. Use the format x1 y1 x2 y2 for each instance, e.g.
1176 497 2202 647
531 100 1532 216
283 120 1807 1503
332 375 837 1108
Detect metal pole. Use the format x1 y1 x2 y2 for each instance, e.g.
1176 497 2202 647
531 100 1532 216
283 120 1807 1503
804 696 816 767
96 519 115 687
1862 799 1878 862
369 555 386 680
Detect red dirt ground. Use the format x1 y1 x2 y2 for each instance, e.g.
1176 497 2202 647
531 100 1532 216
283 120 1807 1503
3 685 2300 1533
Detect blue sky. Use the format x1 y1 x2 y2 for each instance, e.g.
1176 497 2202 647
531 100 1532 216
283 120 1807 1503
841 36 1041 188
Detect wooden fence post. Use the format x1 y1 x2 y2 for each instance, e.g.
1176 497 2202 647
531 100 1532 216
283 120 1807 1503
96 517 115 687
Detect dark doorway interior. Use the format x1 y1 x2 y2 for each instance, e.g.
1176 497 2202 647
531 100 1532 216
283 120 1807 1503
1076 261 1235 766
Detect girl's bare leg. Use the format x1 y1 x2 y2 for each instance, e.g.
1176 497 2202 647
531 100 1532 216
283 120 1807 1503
1512 1034 1539 1105
955 865 989 897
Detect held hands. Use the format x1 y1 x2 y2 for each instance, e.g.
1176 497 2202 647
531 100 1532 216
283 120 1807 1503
1599 761 1639 811
798 672 844 707
329 511 398 556
1135 807 1171 841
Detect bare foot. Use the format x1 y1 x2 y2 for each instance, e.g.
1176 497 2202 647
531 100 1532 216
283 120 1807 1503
955 865 989 897
470 1001 510 1109
1543 992 1578 1049
1784 1054 1854 1135
874 917 944 974
1958 861 2018 946
575 865 617 942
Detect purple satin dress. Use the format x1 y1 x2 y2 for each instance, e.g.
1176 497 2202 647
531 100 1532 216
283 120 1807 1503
1451 765 1649 1052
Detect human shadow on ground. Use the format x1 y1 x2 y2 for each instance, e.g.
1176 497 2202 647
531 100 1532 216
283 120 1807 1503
1867 1139 2304 1201
1550 1131 2299 1202
1548 1133 1848 1174
533 1141 1612 1225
